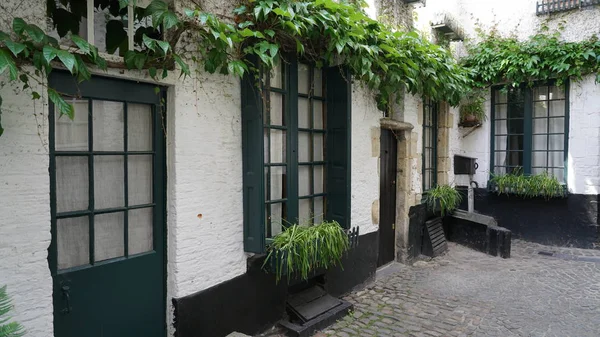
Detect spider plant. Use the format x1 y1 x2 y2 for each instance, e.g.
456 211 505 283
0 286 25 337
425 184 462 216
489 171 565 200
263 220 350 283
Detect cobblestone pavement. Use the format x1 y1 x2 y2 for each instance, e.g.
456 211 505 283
317 240 600 337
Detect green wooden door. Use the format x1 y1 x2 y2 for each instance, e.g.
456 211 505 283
48 73 166 337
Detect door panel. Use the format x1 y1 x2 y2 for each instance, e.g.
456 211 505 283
49 73 166 337
378 129 397 267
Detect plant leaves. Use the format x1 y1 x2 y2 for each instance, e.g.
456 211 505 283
71 35 90 54
48 88 75 119
12 18 26 35
4 40 26 57
0 49 18 81
56 50 76 73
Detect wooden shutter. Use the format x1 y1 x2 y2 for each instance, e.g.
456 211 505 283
325 67 351 229
241 63 266 253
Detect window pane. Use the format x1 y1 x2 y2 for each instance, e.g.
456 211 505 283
127 103 153 151
533 86 548 101
551 168 565 182
55 98 89 151
313 68 323 96
549 117 565 133
299 198 312 225
508 103 524 118
508 120 524 135
298 131 311 162
495 104 507 119
494 166 508 175
425 149 431 168
93 100 124 151
494 152 507 167
299 165 311 197
549 85 565 100
534 102 548 117
314 165 324 194
298 97 310 128
298 63 310 95
57 216 89 270
94 155 125 209
313 101 324 129
269 202 285 236
128 207 153 255
424 171 430 191
549 151 564 167
264 129 269 164
270 92 285 126
270 166 286 201
533 135 548 150
495 120 507 135
314 134 324 161
495 90 507 104
128 155 153 206
56 156 89 213
549 135 564 151
94 212 125 262
550 100 565 117
533 118 547 134
532 152 547 167
270 58 284 89
531 167 546 175
270 129 286 164
508 87 525 102
314 197 324 224
495 136 508 151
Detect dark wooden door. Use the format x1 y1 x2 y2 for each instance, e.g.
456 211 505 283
49 73 166 337
378 129 397 267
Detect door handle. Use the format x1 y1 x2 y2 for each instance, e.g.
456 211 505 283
61 285 72 314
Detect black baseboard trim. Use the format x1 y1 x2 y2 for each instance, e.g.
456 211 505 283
457 188 599 249
172 231 379 337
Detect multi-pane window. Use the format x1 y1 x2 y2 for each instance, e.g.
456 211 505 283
264 59 327 238
423 98 438 191
491 83 568 181
52 97 156 270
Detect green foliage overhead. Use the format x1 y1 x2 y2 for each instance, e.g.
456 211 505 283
263 220 349 283
424 184 462 216
489 171 566 200
463 27 600 88
0 0 470 137
0 286 25 337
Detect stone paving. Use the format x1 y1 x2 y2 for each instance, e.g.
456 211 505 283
316 240 600 337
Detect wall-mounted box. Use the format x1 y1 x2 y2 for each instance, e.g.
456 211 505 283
454 155 477 175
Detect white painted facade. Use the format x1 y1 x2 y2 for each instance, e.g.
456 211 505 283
0 1 382 336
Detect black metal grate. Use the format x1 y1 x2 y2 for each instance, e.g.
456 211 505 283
536 0 600 15
423 218 448 257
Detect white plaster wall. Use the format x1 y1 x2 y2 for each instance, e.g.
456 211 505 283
351 84 383 236
567 75 600 194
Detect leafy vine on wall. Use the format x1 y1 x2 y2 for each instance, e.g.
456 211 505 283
0 0 470 137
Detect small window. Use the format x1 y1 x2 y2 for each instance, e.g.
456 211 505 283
423 98 438 191
47 0 158 55
491 83 568 182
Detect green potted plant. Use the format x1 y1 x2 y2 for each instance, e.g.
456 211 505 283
263 220 350 283
489 171 566 200
425 184 463 216
1 286 25 337
459 89 486 127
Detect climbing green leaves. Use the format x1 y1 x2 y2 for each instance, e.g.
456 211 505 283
0 50 18 81
48 88 75 119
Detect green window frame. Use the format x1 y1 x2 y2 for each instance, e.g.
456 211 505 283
490 81 569 182
242 56 352 253
423 98 438 191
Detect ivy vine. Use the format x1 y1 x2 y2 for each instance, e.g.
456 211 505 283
463 26 600 88
0 0 471 137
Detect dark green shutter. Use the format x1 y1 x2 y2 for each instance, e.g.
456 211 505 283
326 67 351 229
241 65 266 253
